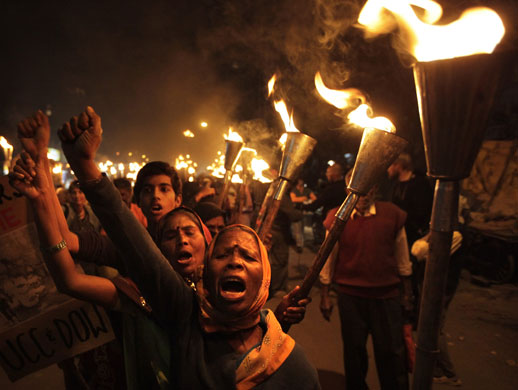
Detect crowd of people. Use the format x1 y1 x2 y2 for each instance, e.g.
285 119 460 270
5 107 461 389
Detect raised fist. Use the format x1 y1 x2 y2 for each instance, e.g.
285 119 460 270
17 110 50 161
58 106 103 163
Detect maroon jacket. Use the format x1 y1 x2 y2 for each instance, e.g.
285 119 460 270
324 201 406 298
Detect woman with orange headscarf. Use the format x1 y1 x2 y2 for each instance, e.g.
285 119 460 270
76 173 320 389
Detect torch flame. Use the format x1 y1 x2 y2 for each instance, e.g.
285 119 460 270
0 136 13 151
358 0 505 62
315 72 395 133
183 130 195 138
314 72 366 109
274 100 300 133
52 163 63 174
348 104 395 133
224 128 244 143
207 154 226 178
268 74 277 97
251 158 273 183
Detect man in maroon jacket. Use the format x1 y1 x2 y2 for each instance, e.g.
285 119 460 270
319 171 413 390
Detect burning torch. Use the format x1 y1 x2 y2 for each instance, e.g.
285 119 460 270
257 132 317 242
412 49 508 390
217 129 244 209
357 1 507 388
296 128 406 300
1 136 14 176
275 73 408 330
256 98 317 242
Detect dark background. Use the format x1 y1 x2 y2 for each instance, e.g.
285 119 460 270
2 0 517 184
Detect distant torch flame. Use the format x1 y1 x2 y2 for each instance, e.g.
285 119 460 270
207 154 226 178
251 158 273 183
224 128 244 143
0 136 13 153
315 72 395 133
358 0 505 62
268 74 277 97
183 130 195 138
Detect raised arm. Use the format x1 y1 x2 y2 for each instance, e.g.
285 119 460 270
17 110 81 253
9 149 118 308
57 107 192 327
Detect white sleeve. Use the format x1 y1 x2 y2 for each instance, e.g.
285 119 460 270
395 227 412 276
319 231 338 285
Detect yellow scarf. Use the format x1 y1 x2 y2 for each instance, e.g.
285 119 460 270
236 309 295 389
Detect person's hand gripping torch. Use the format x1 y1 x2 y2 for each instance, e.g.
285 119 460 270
277 127 407 331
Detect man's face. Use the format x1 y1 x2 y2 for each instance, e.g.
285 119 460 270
325 166 333 182
138 174 182 225
69 187 86 208
117 187 133 208
354 187 376 214
387 163 400 180
205 215 225 238
159 213 206 277
326 165 341 182
206 230 263 316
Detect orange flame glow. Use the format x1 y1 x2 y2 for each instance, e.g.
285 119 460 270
314 72 366 109
274 100 300 133
315 72 395 133
0 136 13 153
224 128 244 143
251 158 273 183
207 154 226 178
348 104 395 133
268 74 277 97
358 0 505 62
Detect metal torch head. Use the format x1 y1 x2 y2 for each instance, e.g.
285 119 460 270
278 132 317 181
413 52 510 180
348 128 408 195
223 140 244 171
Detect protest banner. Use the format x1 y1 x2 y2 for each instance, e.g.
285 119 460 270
0 175 115 381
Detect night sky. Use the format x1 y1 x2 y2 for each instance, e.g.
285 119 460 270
2 0 517 177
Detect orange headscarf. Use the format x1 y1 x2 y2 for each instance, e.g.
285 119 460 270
195 225 295 388
196 224 270 332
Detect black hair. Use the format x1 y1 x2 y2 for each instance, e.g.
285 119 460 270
133 161 182 204
113 178 132 191
68 180 81 191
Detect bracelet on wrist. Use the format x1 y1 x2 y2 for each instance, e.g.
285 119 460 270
41 240 67 255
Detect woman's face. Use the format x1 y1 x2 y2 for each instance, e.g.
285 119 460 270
206 229 263 316
159 213 206 277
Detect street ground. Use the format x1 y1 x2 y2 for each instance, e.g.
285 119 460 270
2 242 518 390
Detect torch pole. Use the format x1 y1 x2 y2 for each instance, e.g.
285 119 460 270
257 179 289 242
297 192 359 297
277 192 359 332
254 180 277 232
412 180 459 390
217 170 233 209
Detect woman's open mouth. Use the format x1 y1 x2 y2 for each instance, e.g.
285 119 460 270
219 277 246 300
175 250 193 265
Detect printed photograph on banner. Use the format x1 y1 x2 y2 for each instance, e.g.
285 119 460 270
0 223 71 333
